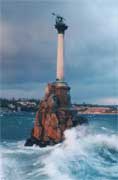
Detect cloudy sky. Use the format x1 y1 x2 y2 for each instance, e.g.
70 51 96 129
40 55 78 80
0 0 118 104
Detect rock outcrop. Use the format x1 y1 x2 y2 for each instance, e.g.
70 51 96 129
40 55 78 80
25 81 88 147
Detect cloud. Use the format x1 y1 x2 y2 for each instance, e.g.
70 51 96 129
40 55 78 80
0 21 19 57
0 0 118 104
97 97 118 105
0 21 55 59
0 82 46 99
0 20 56 85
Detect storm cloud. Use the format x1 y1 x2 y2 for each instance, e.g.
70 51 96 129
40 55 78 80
0 0 118 104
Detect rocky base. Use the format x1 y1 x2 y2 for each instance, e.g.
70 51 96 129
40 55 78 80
25 114 88 148
25 81 88 148
25 136 61 147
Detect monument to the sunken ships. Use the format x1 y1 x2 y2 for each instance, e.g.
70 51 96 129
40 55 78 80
25 15 87 147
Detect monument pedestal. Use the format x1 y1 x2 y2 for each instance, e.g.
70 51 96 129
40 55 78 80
25 81 88 147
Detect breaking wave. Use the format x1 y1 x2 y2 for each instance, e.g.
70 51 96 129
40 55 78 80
1 125 118 180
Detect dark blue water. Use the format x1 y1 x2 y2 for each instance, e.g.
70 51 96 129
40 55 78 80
0 112 118 180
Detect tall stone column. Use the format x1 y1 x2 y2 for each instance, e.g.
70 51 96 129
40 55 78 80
57 33 64 80
55 17 68 81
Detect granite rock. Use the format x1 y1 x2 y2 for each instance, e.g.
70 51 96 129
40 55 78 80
25 81 88 147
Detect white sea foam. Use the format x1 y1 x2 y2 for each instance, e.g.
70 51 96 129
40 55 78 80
41 126 118 180
1 125 118 180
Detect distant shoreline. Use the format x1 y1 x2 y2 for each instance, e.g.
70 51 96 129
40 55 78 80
79 112 118 115
0 98 117 114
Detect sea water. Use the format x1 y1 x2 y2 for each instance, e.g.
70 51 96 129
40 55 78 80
0 112 118 180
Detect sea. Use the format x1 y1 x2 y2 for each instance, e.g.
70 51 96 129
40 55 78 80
0 112 118 180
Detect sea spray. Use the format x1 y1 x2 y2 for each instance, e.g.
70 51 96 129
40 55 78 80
1 114 118 180
41 126 118 180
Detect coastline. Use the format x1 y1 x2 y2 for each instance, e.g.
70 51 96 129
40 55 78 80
79 112 118 115
0 98 117 115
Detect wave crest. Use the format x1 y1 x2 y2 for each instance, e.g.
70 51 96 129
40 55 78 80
1 125 118 180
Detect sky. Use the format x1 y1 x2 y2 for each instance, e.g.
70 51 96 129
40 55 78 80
0 0 118 104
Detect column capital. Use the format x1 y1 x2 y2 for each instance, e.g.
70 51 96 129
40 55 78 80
55 23 68 34
53 15 68 34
